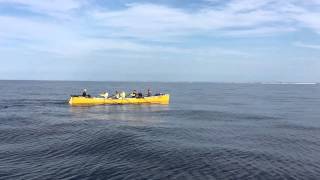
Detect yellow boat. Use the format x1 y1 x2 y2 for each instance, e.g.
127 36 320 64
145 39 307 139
68 94 170 106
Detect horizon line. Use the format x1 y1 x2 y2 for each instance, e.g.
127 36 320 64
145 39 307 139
0 79 318 84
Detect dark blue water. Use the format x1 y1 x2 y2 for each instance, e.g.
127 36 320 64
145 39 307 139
0 80 320 180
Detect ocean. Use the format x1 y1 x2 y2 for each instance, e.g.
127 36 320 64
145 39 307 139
0 80 320 179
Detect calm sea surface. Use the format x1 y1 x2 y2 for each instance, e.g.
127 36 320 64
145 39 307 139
0 80 320 180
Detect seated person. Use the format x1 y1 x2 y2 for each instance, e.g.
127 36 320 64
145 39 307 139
100 91 109 98
147 89 152 97
114 91 120 99
137 92 143 98
82 89 91 97
82 89 87 97
120 91 126 99
130 90 137 98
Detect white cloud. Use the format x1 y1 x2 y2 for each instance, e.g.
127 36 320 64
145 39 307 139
292 12 320 33
222 27 296 36
92 3 285 38
294 42 320 50
91 0 320 38
0 0 85 19
0 0 82 12
0 16 72 40
1 0 320 40
1 0 320 59
0 13 251 59
226 0 275 11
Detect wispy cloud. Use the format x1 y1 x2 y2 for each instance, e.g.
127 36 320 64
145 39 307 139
91 0 320 39
0 0 320 58
0 0 83 13
293 13 320 33
0 0 320 81
294 42 320 50
92 3 286 38
1 0 320 41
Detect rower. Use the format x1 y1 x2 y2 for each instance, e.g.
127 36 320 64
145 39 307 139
130 90 137 98
82 89 87 97
147 88 152 97
82 89 91 97
120 91 126 99
115 91 120 99
100 91 109 98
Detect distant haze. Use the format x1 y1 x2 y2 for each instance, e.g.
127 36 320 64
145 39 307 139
0 0 320 82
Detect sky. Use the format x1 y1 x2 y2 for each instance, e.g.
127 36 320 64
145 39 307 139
0 0 320 82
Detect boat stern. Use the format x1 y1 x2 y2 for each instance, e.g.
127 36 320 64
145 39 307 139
68 96 73 105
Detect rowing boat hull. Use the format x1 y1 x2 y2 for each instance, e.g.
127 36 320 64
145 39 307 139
68 94 170 106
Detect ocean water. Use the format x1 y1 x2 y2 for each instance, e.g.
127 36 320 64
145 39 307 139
0 80 320 180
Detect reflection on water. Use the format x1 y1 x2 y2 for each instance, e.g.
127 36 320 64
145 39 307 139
69 104 170 124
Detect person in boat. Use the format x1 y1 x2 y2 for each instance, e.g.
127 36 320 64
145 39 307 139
130 90 137 98
82 89 91 98
114 91 120 99
137 92 143 98
120 91 126 99
82 89 87 97
100 91 109 98
147 88 152 97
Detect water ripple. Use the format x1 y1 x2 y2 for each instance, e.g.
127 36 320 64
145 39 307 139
1 81 320 179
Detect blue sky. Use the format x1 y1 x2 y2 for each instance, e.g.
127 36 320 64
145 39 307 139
0 0 320 82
